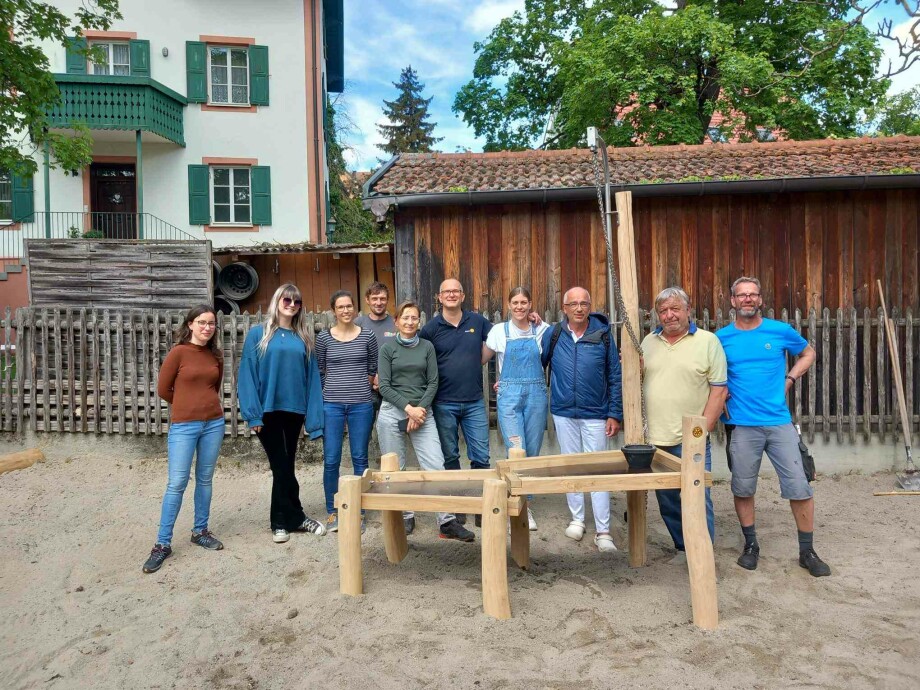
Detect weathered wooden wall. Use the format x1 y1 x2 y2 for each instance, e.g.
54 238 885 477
25 239 212 309
214 248 396 315
394 189 920 318
0 305 918 447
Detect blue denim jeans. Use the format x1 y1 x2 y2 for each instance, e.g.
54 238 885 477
655 439 715 551
432 401 491 470
323 402 374 515
156 417 225 546
497 381 547 457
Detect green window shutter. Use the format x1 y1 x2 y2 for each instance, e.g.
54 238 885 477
251 166 272 225
129 39 151 77
249 45 269 106
186 41 207 103
65 36 87 74
188 165 210 224
11 173 35 223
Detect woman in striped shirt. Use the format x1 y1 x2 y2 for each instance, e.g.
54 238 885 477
315 290 379 532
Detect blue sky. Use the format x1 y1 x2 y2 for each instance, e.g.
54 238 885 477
339 0 919 171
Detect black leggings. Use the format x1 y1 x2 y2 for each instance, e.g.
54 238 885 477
257 411 307 531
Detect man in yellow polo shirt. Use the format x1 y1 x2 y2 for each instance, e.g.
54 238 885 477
642 287 727 563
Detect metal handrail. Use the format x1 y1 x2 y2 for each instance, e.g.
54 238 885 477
1 211 196 262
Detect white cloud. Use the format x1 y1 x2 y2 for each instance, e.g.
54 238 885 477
878 17 920 94
464 0 525 35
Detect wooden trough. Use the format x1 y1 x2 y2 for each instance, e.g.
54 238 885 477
336 414 718 629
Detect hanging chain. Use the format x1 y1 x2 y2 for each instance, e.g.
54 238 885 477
590 146 649 443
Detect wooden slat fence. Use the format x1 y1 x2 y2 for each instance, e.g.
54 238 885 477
0 306 917 445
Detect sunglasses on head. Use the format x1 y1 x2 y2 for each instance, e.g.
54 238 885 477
281 297 303 308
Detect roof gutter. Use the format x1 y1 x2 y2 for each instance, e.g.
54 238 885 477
362 174 920 211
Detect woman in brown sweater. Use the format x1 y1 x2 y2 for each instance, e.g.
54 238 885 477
143 305 226 573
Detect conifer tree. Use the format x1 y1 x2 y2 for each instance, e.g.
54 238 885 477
377 66 443 156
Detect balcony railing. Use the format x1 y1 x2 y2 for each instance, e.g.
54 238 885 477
47 75 187 146
1 212 196 261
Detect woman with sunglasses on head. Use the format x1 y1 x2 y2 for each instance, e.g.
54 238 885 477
315 290 379 532
238 284 327 544
143 305 225 573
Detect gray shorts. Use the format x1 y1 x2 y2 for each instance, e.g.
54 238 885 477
728 424 814 500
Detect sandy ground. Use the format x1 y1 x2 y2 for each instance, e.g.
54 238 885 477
1 448 919 690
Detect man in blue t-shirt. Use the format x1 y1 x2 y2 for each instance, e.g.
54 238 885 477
420 279 493 491
717 276 830 577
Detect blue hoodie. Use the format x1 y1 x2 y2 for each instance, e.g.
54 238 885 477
541 313 623 422
237 324 324 438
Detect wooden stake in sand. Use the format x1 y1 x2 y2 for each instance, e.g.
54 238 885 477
873 491 920 496
0 448 45 475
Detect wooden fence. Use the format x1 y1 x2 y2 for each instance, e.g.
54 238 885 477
0 305 917 445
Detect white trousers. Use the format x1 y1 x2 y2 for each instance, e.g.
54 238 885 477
553 415 610 533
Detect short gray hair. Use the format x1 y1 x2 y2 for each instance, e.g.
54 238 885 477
654 286 690 309
731 276 761 296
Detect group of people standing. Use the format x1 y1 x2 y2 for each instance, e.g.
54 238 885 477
143 274 831 580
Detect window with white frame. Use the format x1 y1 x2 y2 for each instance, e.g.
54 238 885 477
0 171 12 222
90 42 130 76
211 167 251 224
208 46 249 105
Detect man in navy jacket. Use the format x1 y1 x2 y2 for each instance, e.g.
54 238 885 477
542 287 623 553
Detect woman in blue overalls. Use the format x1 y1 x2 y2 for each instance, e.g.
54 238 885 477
483 286 549 531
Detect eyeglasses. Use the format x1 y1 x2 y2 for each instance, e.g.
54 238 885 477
399 315 420 322
734 293 761 300
194 320 216 328
439 289 462 296
335 304 355 311
281 297 303 308
564 301 591 309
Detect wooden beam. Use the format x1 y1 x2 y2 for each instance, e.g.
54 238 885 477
337 476 364 597
379 452 408 565
0 448 45 475
481 478 512 619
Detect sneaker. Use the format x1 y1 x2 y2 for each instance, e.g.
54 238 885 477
142 544 172 573
273 529 290 543
404 515 416 535
295 516 327 536
456 513 467 525
668 550 687 566
190 529 224 551
594 533 618 553
439 519 475 542
474 514 482 528
527 508 538 531
326 513 339 533
799 548 831 577
737 544 759 570
361 517 367 535
565 520 586 541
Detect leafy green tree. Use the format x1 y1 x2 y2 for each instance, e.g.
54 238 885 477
872 87 920 136
453 0 900 150
377 66 443 156
326 97 386 244
1 1 122 176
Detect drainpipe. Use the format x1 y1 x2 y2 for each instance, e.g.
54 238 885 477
136 130 144 239
43 138 51 238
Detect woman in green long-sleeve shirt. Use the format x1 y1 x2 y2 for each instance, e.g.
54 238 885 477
376 301 473 541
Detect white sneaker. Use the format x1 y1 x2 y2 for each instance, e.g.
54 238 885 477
565 520 586 541
273 529 290 543
527 508 538 531
594 533 618 553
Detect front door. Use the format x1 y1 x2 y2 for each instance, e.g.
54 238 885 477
90 163 137 239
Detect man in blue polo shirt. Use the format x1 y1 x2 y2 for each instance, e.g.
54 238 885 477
717 276 830 577
420 279 493 490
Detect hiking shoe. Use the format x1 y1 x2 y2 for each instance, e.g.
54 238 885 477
527 508 537 531
295 516 327 536
191 529 224 551
456 513 467 525
799 549 831 577
737 544 760 570
439 519 475 542
361 517 367 535
565 520 586 541
668 550 688 566
273 529 290 543
142 544 172 573
474 514 482 528
326 513 339 533
404 515 415 535
594 533 618 553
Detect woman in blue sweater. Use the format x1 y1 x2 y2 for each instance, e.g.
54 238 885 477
238 284 326 543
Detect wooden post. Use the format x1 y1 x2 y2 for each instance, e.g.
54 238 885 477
337 475 364 596
680 414 718 630
379 452 408 564
0 448 45 475
508 448 529 569
481 477 511 619
616 191 647 568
